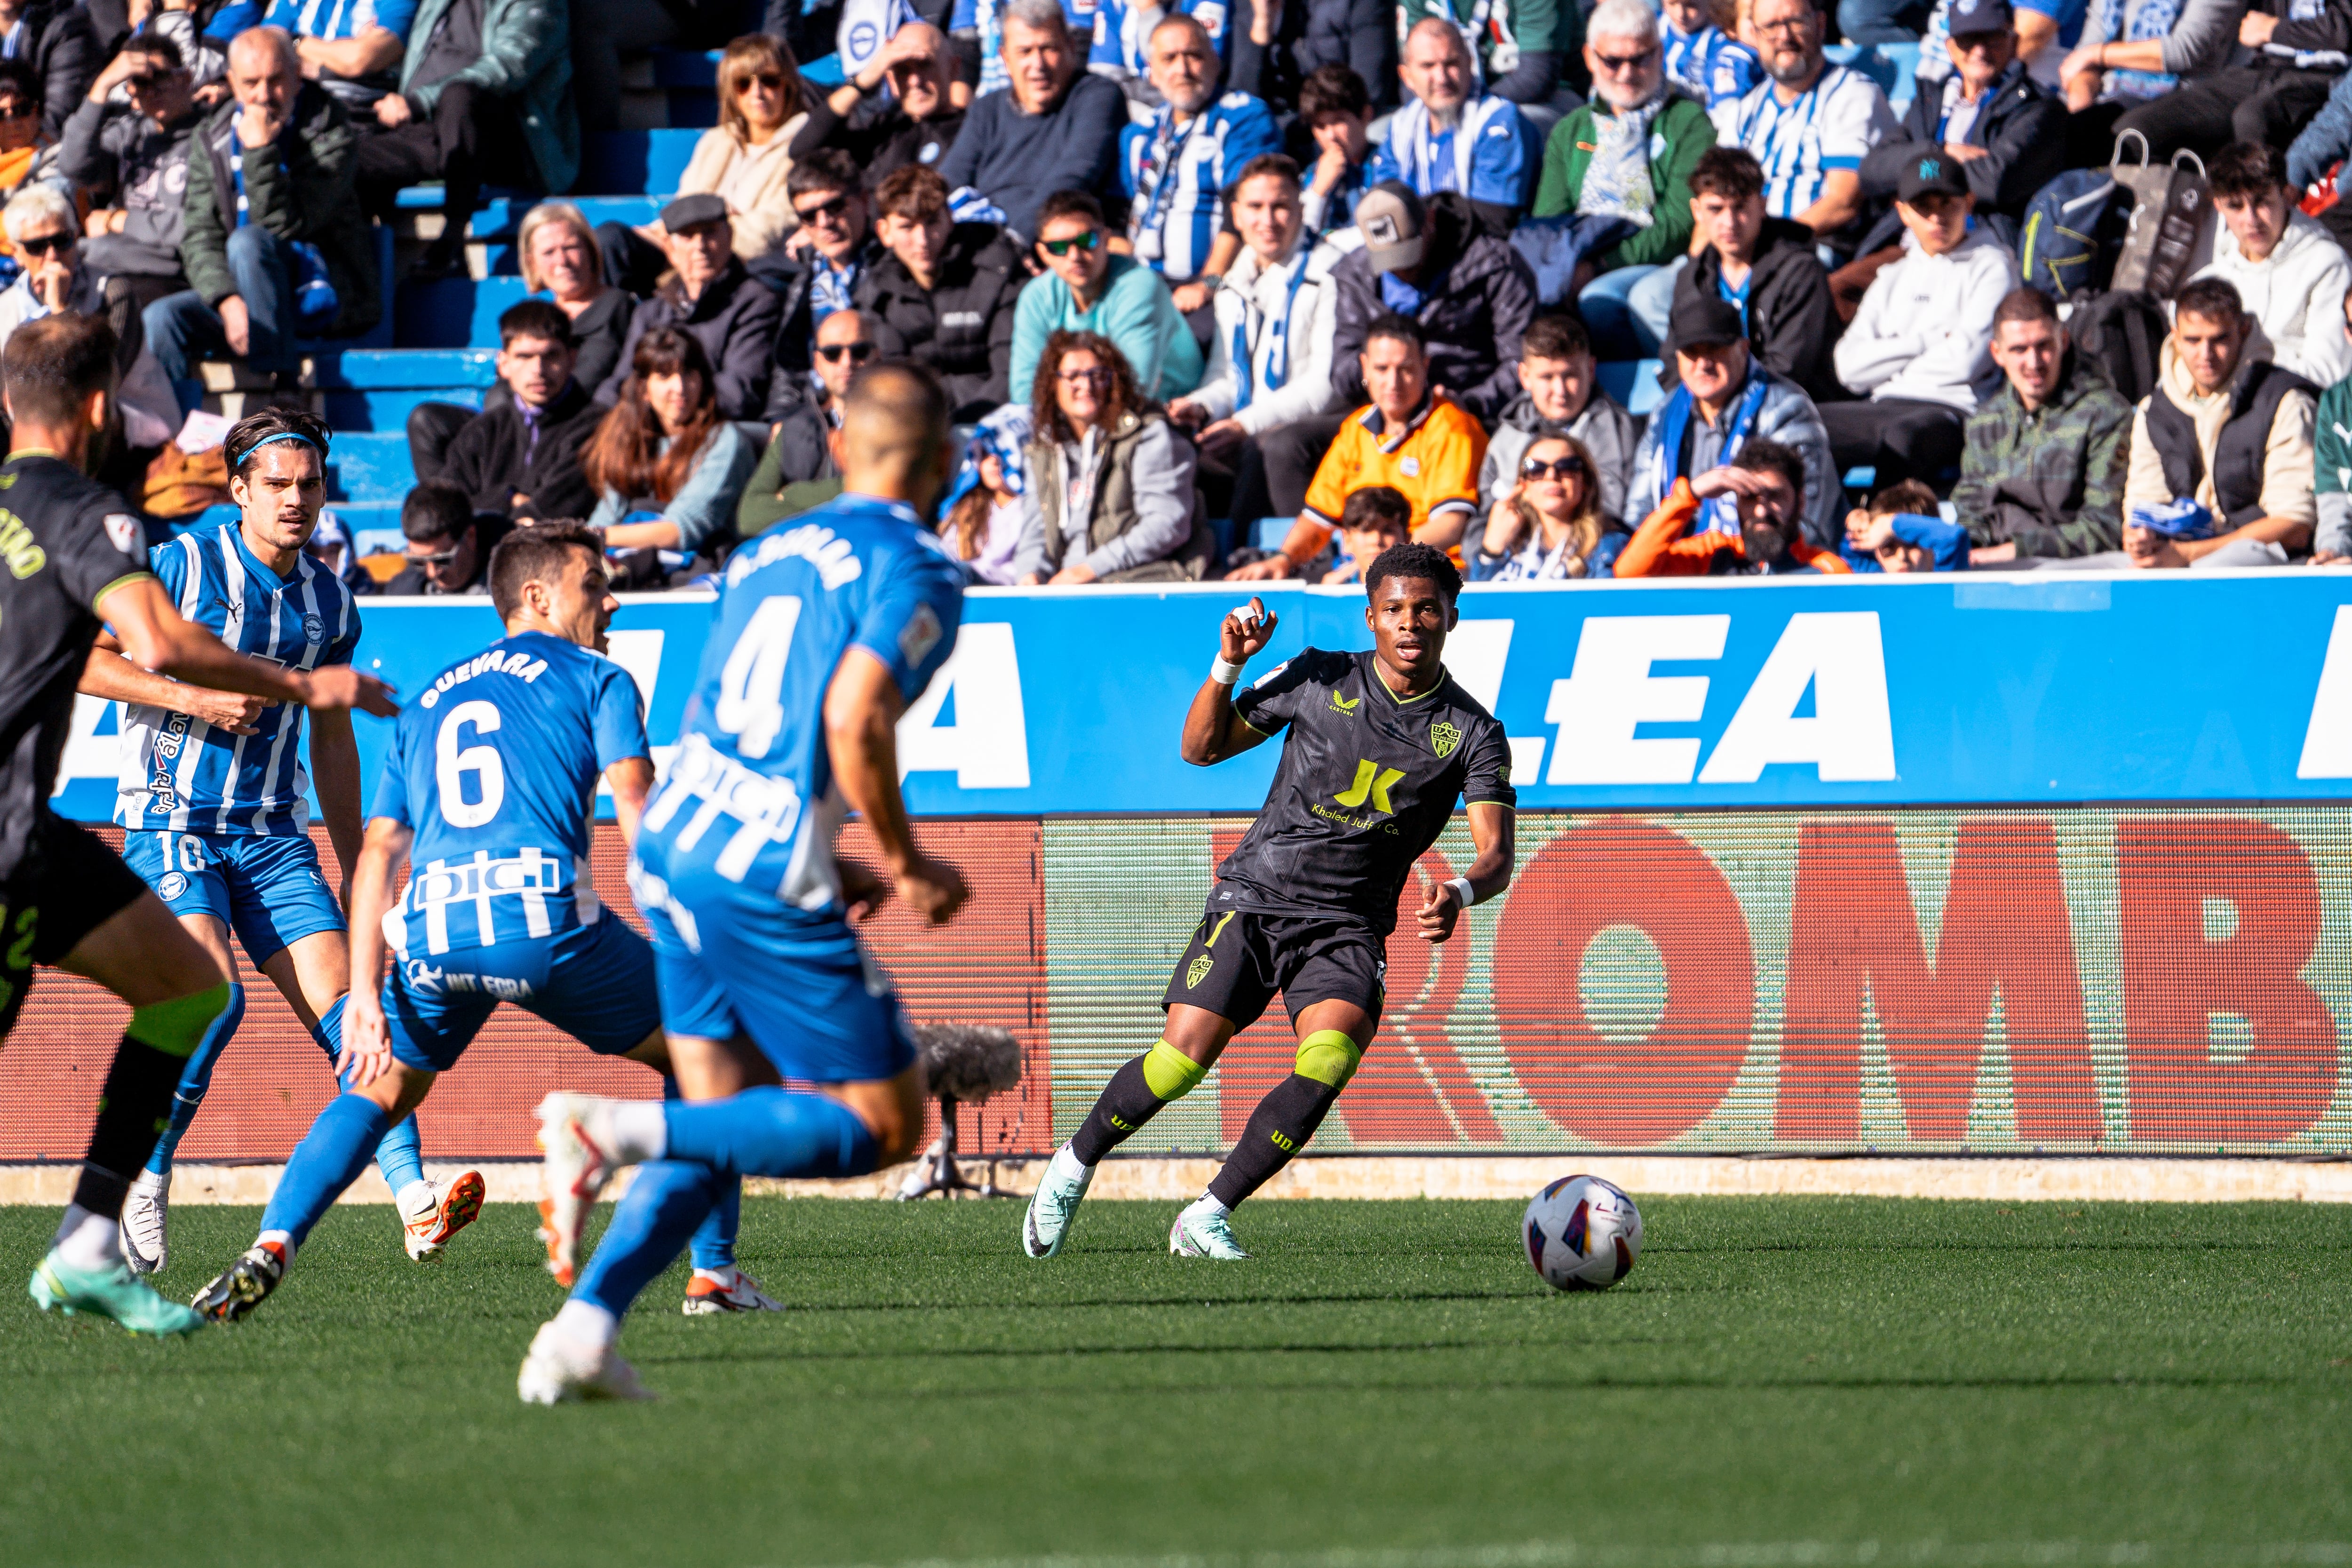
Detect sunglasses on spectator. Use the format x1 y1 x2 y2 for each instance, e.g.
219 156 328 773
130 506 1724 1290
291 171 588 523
16 234 69 256
796 194 853 223
1057 366 1111 384
407 542 464 565
1592 47 1656 72
1041 230 1101 257
816 341 878 363
1521 455 1587 480
734 71 788 92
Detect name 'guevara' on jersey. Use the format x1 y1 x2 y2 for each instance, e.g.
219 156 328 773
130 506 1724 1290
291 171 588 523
1213 647 1514 935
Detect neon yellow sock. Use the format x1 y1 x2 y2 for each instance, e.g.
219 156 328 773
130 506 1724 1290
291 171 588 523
127 983 232 1061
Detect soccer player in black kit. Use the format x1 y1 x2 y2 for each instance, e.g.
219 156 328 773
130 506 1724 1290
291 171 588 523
0 315 394 1333
1024 542 1517 1259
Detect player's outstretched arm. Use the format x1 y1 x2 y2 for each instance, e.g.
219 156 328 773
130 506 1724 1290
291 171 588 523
1415 802 1515 944
825 645 969 926
1181 597 1280 765
310 706 364 906
604 757 656 847
78 645 265 735
96 577 399 717
340 817 413 1088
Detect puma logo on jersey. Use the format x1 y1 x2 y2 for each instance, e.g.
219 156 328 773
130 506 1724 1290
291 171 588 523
1334 758 1404 814
1328 691 1360 714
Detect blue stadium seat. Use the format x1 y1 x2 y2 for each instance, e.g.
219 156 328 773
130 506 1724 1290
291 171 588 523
1597 359 1666 416
1823 42 1921 113
580 129 703 197
1880 41 1921 112
1843 466 1878 491
1251 517 1292 550
802 52 844 86
393 275 534 349
326 432 418 501
311 349 496 430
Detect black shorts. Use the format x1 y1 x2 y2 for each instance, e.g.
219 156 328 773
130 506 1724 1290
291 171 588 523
1161 897 1387 1030
0 814 149 1044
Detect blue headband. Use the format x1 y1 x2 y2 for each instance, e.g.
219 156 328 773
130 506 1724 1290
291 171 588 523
231 430 322 467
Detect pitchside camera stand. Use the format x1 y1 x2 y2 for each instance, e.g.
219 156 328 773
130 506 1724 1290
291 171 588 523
895 1023 1026 1201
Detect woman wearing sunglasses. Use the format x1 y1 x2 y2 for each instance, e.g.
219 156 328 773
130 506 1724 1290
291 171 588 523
1470 435 1621 581
582 328 760 577
599 36 809 296
1012 329 1211 585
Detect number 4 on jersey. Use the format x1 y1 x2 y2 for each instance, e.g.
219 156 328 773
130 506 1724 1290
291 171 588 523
715 596 804 759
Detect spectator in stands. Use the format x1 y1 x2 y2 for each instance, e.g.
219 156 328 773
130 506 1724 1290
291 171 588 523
1711 0 1897 255
1825 153 2011 490
115 0 228 96
0 184 96 346
1480 313 1636 526
2113 0 2350 158
1010 189 1202 405
1319 484 1410 584
1290 0 1395 113
383 479 505 595
64 34 203 365
2117 276 2317 568
1168 154 1348 527
1473 434 1619 580
268 0 411 116
2190 142 2352 391
858 165 1023 421
1396 0 1559 105
1617 434 1851 574
1657 147 1841 405
2057 0 2178 166
1232 314 1487 579
1368 20 1541 232
1856 0 2066 255
1950 287 2132 563
0 60 60 286
1012 328 1208 584
1839 0 1931 47
517 202 630 399
149 27 378 415
739 307 874 535
1121 15 1281 338
1295 63 1375 239
1845 478 1973 571
1328 182 1535 425
1534 0 1715 361
1628 293 1840 549
2 0 98 139
599 36 808 297
350 0 578 281
597 192 781 422
791 21 964 189
938 409 1028 584
2317 289 2352 565
938 0 1126 243
409 297 599 520
586 326 760 565
1662 0 1761 109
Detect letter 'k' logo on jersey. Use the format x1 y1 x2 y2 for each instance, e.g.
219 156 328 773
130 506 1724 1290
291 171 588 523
1335 759 1405 814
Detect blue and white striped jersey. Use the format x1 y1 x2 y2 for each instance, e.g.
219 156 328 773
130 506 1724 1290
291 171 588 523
1709 66 1898 224
1367 96 1538 213
1663 21 1762 108
1120 90 1282 282
115 522 360 837
1090 0 1229 79
372 630 650 956
633 494 964 916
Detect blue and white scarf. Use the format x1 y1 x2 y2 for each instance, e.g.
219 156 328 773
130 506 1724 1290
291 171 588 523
1652 366 1773 537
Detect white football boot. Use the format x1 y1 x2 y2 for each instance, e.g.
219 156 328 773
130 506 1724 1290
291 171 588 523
1021 1144 1095 1258
401 1171 486 1262
517 1319 654 1404
1169 1198 1250 1260
682 1267 784 1315
118 1168 170 1276
534 1093 618 1288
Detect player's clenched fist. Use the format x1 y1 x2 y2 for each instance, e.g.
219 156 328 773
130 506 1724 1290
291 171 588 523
1416 879 1466 944
896 854 970 926
1220 597 1279 665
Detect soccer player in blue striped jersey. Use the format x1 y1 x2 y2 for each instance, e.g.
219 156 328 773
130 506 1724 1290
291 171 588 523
520 362 969 1403
189 522 768 1321
1119 14 1281 318
77 408 458 1278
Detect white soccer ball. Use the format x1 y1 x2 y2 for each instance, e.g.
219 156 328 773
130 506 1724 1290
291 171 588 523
1522 1175 1642 1291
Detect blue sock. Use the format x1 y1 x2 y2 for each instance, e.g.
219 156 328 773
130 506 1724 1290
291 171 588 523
662 1086 879 1180
259 1092 393 1250
313 994 425 1196
665 1076 740 1274
145 981 245 1175
572 1159 723 1319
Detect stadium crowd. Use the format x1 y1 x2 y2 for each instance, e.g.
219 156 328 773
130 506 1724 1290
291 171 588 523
21 0 2352 585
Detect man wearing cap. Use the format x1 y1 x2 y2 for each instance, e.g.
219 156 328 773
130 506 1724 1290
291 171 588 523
1855 0 2065 255
1327 180 1535 425
1625 290 1843 553
1366 19 1543 231
1710 0 1897 253
595 192 784 422
1824 151 2012 489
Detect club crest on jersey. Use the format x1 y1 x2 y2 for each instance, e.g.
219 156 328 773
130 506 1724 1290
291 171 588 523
404 959 445 997
1186 954 1213 988
302 611 325 645
1430 720 1461 758
157 871 188 902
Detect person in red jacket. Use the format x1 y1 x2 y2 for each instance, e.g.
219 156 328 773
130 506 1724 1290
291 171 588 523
1613 436 1853 576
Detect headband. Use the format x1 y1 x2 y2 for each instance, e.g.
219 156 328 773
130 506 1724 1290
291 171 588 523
231 430 322 467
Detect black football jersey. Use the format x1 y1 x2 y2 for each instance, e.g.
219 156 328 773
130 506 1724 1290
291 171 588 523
1215 647 1515 934
0 454 150 878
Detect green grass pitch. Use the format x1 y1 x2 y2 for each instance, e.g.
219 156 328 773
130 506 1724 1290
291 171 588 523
4 1194 2351 1568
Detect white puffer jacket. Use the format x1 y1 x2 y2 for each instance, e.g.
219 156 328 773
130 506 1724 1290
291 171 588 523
2190 209 2352 391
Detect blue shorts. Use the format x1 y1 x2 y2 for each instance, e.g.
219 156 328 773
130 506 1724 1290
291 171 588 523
122 829 346 968
382 909 663 1074
631 860 916 1085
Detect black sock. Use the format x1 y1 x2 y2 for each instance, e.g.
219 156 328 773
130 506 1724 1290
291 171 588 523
1208 1073 1341 1209
73 1037 183 1220
1069 1056 1168 1165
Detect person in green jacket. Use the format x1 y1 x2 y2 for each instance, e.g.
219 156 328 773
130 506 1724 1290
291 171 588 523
1009 188 1202 406
1531 0 1714 358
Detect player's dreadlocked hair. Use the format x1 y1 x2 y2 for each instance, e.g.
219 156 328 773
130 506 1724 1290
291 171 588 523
225 406 331 482
1364 541 1460 602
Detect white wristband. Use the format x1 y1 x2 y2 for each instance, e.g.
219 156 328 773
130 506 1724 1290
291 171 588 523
1446 876 1478 909
1210 655 1246 685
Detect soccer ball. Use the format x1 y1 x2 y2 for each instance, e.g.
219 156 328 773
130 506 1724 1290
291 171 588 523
1522 1175 1642 1291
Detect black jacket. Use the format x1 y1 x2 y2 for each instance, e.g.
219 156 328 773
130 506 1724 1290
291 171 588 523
443 379 603 521
1292 0 1397 109
854 222 1025 420
764 379 842 489
2255 0 2352 68
1669 217 1844 405
1858 59 2066 251
790 94 965 190
1328 191 1537 423
597 259 782 421
763 238 884 397
22 1 97 142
